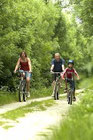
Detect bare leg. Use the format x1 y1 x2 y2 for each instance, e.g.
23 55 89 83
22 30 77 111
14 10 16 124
51 81 56 96
26 77 30 93
59 78 62 87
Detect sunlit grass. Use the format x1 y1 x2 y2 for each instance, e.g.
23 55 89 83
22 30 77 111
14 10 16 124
0 91 18 106
79 76 93 89
0 121 6 126
0 87 53 106
3 125 14 129
0 99 55 121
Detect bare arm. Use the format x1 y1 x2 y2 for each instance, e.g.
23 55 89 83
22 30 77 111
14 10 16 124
50 64 54 72
28 58 32 72
74 69 80 79
14 58 20 73
62 68 67 79
62 64 65 71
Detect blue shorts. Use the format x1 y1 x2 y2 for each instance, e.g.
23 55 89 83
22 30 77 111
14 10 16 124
19 70 32 79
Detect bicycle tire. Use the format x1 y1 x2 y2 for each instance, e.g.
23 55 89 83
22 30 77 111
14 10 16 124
57 92 59 100
23 93 26 102
19 81 24 102
54 85 59 100
54 85 57 100
68 90 71 104
69 91 73 105
18 90 23 102
68 90 73 105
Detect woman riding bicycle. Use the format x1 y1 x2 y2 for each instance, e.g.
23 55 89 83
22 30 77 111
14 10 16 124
14 51 32 97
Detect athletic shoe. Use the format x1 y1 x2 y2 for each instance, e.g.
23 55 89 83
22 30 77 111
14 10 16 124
27 92 30 98
73 96 76 101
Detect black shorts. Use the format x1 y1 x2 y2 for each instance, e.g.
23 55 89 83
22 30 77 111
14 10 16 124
53 73 61 81
66 79 75 91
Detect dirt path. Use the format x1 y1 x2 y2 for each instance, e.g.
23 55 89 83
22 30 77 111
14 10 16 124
0 89 84 140
0 99 70 140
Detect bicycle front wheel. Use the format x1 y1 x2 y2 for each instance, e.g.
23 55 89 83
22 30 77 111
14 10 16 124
68 90 73 105
19 90 23 102
23 92 26 102
54 84 59 100
19 81 23 102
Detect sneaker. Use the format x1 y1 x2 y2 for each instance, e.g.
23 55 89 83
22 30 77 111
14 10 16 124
27 92 30 98
73 97 76 101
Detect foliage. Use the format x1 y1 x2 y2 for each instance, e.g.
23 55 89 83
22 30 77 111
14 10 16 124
0 0 92 90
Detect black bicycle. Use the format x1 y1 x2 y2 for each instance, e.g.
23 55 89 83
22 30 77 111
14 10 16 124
18 71 27 102
51 72 61 100
66 79 74 105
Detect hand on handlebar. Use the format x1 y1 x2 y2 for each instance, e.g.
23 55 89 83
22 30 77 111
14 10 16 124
77 76 80 80
29 70 32 73
14 70 17 74
50 70 54 74
62 77 65 80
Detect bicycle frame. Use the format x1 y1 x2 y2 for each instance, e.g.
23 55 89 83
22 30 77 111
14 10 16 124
51 72 61 100
66 79 74 105
18 71 27 102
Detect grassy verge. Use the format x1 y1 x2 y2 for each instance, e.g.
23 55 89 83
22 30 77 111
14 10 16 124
0 91 18 106
0 87 52 106
0 99 55 121
0 84 66 106
79 76 93 89
46 89 93 140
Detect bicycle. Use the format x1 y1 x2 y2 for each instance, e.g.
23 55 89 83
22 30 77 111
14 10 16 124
17 71 27 102
51 72 61 100
66 79 75 105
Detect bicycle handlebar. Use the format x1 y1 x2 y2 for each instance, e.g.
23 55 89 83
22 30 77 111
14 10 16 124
50 72 62 74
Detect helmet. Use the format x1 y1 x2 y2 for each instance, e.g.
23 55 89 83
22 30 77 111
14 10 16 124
68 60 74 65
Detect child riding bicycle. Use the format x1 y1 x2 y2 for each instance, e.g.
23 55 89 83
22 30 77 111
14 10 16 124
62 60 80 101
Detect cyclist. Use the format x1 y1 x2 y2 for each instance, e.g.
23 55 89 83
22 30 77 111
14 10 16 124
14 51 32 97
62 60 80 101
50 53 65 96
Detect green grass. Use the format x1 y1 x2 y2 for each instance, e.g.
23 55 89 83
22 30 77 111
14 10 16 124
0 99 55 121
0 85 66 106
0 91 18 106
0 87 53 106
3 125 14 129
30 87 52 99
79 76 93 89
46 90 93 140
0 121 6 126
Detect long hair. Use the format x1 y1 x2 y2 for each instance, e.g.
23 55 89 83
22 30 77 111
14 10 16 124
20 51 27 58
